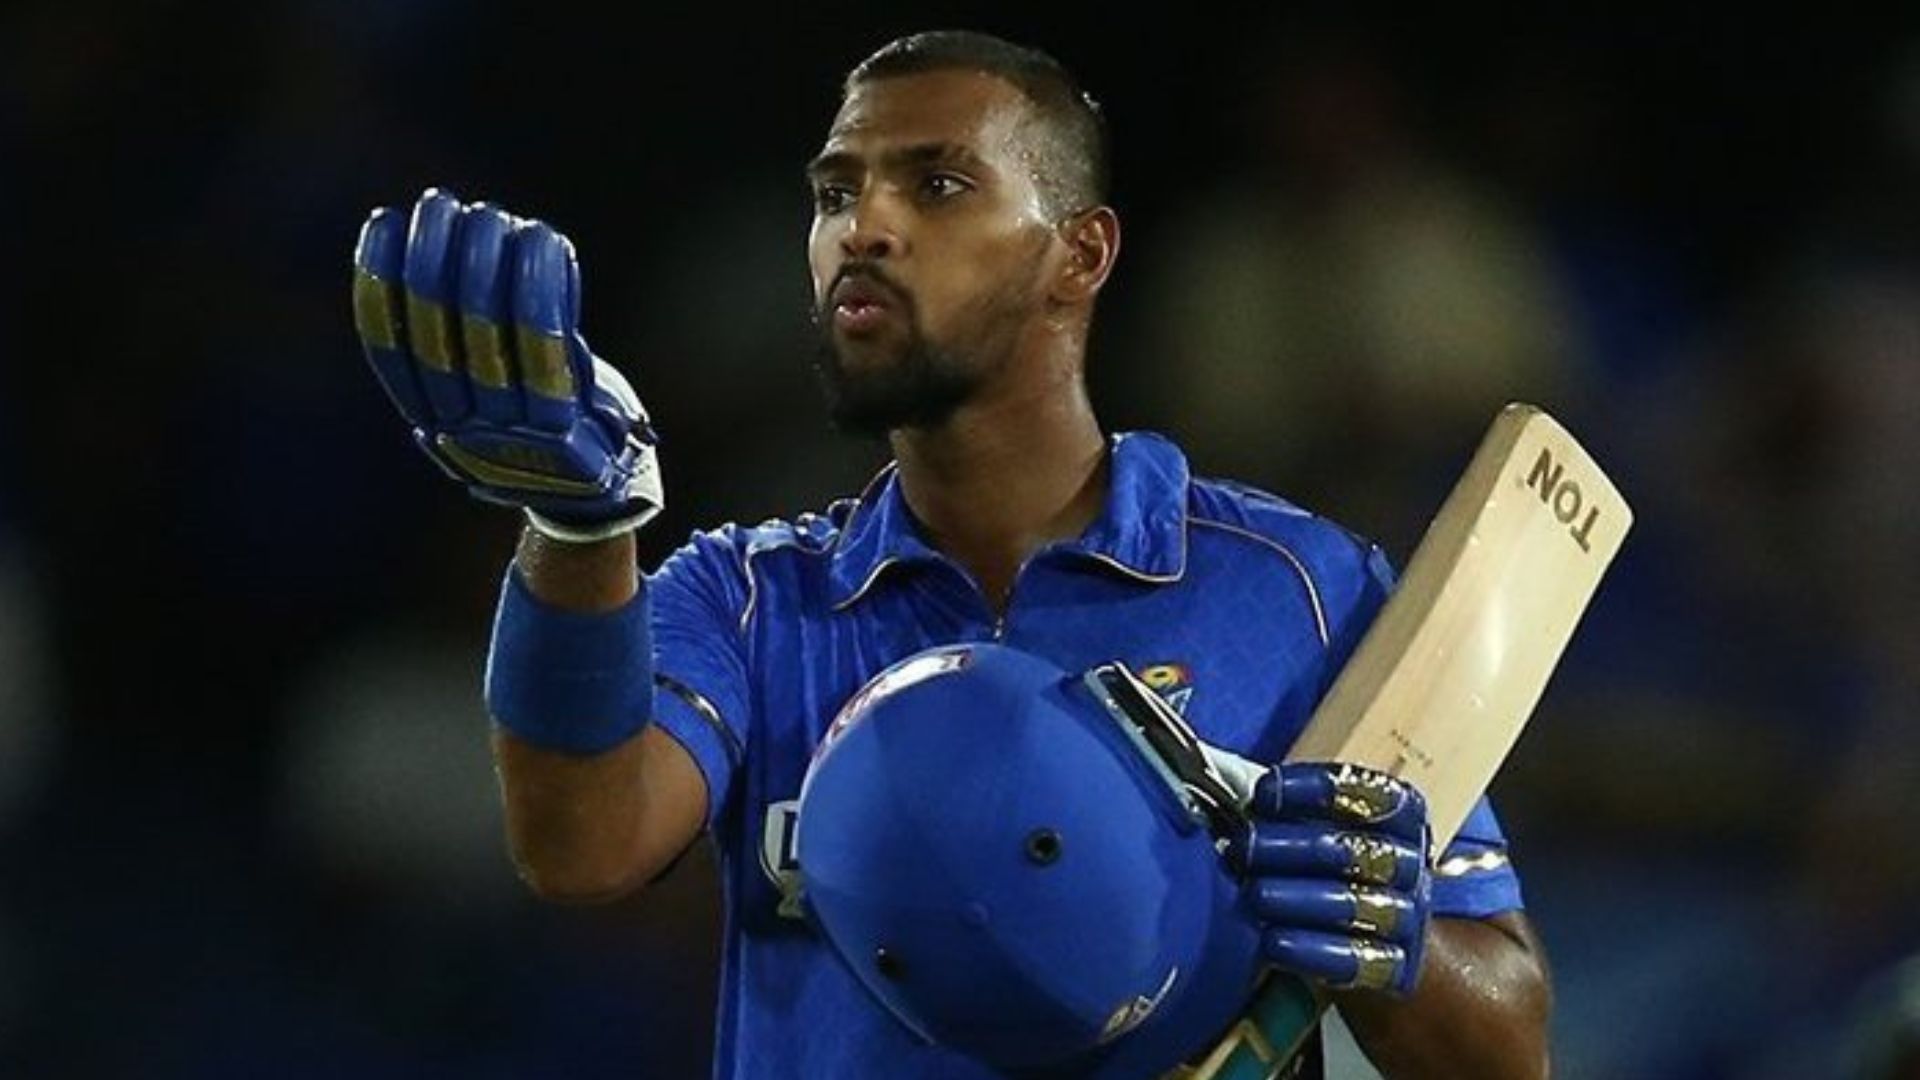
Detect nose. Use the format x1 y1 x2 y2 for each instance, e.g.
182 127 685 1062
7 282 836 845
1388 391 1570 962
839 198 903 261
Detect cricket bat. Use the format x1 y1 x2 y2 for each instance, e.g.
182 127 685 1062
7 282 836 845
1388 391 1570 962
1176 402 1632 1080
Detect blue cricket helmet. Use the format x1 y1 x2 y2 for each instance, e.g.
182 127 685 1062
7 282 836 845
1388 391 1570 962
795 643 1264 1074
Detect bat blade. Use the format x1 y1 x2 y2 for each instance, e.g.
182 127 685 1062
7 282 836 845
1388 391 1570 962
1284 401 1632 847
1176 403 1630 1080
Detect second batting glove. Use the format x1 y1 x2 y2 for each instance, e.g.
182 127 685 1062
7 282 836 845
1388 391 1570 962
1229 762 1433 997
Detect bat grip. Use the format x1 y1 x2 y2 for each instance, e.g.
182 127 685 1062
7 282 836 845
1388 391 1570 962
1196 742 1267 809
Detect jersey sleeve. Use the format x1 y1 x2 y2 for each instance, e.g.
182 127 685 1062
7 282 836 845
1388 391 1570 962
647 527 753 833
1319 541 1527 918
1431 796 1525 918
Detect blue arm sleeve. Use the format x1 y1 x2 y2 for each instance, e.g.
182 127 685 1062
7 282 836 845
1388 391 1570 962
647 528 753 833
1432 797 1525 917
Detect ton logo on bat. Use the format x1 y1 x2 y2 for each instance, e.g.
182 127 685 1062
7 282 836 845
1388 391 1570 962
1524 447 1601 553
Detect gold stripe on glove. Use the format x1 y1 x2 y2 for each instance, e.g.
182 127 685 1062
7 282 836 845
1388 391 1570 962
515 326 577 400
1348 887 1401 938
1345 940 1402 992
352 268 402 350
435 436 601 495
461 314 513 389
1335 833 1402 886
405 290 459 373
1328 762 1404 824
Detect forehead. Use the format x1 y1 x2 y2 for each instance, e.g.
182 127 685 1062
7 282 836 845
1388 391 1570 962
821 69 1035 161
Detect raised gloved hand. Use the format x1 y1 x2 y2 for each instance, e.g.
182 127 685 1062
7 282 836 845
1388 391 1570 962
1229 762 1433 997
352 187 662 542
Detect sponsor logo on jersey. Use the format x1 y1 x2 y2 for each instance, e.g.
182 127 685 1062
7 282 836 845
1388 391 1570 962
759 799 805 919
1138 662 1194 715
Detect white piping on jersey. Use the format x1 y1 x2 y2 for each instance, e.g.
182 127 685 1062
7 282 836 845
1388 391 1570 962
1435 848 1510 877
823 435 1191 612
1075 550 1184 585
830 556 905 612
1186 517 1330 647
1080 431 1190 585
820 464 903 615
743 503 1322 647
655 672 743 767
829 544 1186 613
740 531 838 634
739 544 765 634
735 491 872 635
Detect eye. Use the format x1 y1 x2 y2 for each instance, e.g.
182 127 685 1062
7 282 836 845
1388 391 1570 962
813 183 856 215
920 172 972 201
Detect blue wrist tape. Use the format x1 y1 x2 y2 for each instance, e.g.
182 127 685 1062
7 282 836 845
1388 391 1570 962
485 564 653 753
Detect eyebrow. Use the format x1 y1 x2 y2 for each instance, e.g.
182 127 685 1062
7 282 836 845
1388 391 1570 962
805 141 991 182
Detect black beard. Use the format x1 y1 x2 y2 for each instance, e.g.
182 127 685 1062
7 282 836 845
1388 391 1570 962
811 258 1040 439
812 329 982 439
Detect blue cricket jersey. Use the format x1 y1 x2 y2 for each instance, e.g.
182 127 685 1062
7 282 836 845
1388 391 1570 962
646 431 1524 1079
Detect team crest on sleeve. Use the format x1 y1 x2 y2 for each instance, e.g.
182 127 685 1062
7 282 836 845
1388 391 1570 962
1138 663 1194 715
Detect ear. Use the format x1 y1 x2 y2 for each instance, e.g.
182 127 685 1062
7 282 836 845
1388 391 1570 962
1050 206 1120 305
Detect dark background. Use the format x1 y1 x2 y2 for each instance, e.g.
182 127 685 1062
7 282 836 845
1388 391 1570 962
3 3 1919 1077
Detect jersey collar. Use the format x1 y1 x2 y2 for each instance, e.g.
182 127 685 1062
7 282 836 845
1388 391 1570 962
828 430 1191 609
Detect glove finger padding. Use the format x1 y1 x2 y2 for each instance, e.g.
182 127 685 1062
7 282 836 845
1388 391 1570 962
402 189 476 423
509 220 590 433
454 201 525 427
353 208 431 424
1260 928 1412 995
1245 878 1422 947
1229 819 1425 892
1252 762 1429 844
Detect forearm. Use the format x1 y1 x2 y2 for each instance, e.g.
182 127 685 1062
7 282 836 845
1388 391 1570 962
495 726 658 902
354 187 692 898
1333 913 1552 1079
491 527 705 901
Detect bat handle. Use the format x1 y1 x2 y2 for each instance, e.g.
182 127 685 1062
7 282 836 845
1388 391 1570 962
1197 742 1268 810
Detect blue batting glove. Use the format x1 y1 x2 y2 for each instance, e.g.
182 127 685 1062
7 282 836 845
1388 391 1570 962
1228 762 1433 997
352 188 663 541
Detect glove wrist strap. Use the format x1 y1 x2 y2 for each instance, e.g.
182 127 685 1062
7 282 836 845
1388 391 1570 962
524 507 652 544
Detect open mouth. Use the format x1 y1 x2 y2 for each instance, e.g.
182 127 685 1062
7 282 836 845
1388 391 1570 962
830 276 901 334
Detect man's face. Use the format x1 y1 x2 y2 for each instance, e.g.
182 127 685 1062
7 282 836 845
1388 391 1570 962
807 69 1060 436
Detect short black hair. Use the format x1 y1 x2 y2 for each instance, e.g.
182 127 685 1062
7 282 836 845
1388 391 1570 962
846 30 1109 220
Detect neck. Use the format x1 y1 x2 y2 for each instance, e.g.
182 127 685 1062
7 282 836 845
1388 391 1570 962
890 363 1106 611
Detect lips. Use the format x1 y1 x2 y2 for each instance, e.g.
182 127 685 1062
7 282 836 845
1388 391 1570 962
832 275 896 312
830 273 902 334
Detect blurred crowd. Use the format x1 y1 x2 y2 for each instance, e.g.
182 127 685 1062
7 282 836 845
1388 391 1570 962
3 3 1917 1077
